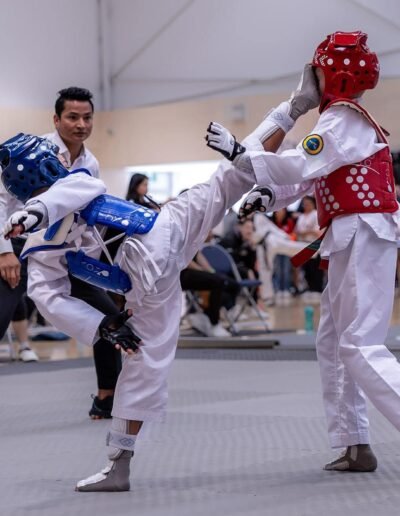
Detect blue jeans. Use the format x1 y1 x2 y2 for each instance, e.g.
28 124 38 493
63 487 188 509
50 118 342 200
273 254 292 292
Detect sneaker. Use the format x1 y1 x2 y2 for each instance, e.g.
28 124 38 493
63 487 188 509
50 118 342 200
19 347 39 362
310 291 322 303
255 307 270 319
209 324 231 338
89 395 113 419
187 313 213 336
262 297 276 307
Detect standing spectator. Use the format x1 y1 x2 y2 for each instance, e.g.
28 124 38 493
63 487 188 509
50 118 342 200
294 197 324 297
271 209 296 299
0 167 39 361
44 87 122 419
253 212 306 305
126 173 160 210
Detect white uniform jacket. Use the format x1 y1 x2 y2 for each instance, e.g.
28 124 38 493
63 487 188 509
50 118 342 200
247 104 400 256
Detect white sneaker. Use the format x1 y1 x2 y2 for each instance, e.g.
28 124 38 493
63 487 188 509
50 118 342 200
187 313 213 336
209 324 231 338
310 291 321 303
19 347 39 362
255 307 270 319
263 297 276 307
301 291 312 302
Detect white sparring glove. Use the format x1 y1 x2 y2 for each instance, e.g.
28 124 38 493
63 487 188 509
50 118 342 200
205 122 246 161
2 205 45 238
239 187 274 221
288 63 320 121
241 64 321 147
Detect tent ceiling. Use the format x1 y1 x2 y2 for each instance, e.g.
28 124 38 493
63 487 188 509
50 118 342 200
1 0 400 110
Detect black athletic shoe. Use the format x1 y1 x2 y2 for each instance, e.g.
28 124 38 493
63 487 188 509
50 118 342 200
89 394 113 419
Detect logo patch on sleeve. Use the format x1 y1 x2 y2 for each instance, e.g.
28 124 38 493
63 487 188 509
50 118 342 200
302 134 324 155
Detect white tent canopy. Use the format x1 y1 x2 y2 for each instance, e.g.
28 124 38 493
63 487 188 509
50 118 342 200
1 0 400 110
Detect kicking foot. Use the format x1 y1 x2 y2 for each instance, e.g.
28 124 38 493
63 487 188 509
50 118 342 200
89 395 113 420
76 450 133 492
324 444 377 472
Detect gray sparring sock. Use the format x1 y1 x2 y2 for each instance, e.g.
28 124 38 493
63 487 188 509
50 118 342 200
76 418 136 492
75 449 133 492
324 444 377 472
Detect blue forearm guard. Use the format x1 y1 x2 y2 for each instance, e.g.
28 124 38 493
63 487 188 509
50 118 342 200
80 194 158 236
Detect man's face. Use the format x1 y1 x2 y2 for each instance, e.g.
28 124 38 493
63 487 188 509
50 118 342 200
54 100 93 145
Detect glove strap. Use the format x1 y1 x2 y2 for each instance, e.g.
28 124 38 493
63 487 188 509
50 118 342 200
266 101 295 134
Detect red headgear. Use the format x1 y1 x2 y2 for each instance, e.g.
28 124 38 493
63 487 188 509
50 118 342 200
312 31 379 111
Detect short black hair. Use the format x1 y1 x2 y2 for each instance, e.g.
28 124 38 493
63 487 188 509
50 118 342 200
55 87 94 117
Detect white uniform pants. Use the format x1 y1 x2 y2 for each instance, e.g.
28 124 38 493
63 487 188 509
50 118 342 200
112 162 256 422
316 219 399 448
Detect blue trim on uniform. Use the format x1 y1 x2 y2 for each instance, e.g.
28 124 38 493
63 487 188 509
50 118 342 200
70 167 92 177
44 219 64 241
20 243 66 261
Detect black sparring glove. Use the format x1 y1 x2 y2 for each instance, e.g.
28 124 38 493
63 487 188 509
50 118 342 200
205 122 246 161
238 187 273 221
99 310 141 353
3 207 44 238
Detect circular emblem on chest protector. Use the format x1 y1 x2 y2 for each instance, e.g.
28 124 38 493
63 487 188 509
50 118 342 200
302 134 324 155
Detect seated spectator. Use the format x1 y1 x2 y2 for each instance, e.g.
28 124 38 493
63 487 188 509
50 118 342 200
218 219 258 280
217 219 270 318
180 251 239 337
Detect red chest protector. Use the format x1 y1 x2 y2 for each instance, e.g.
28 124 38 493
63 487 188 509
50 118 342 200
314 99 397 229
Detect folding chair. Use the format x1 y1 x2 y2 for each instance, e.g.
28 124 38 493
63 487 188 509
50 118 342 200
180 290 204 320
202 244 270 334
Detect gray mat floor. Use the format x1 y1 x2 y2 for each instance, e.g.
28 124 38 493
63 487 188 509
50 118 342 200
2 359 400 516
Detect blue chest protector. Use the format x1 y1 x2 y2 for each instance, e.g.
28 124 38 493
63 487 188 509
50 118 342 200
65 194 159 294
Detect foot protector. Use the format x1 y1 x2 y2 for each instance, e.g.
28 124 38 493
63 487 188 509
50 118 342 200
75 450 133 492
324 444 377 472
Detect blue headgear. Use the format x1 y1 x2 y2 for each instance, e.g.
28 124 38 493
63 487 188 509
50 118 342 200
0 133 69 202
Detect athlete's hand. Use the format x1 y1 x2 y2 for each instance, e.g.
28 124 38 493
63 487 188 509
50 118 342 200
0 252 21 289
99 309 142 355
205 122 246 161
289 64 320 120
239 187 273 221
3 209 43 239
